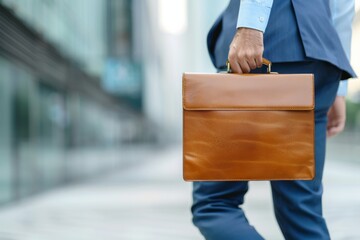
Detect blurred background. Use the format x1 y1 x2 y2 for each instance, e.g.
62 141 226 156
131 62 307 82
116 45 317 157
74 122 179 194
0 0 359 239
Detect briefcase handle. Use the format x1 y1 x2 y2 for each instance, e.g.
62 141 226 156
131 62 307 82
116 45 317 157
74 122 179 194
226 58 272 73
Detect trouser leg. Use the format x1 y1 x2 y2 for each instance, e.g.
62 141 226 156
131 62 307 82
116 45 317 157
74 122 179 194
270 60 341 240
192 181 264 240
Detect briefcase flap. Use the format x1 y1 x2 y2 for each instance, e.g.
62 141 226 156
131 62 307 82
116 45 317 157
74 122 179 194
183 73 314 111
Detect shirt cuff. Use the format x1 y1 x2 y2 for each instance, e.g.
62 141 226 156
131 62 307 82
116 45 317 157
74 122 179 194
337 80 348 96
237 0 273 32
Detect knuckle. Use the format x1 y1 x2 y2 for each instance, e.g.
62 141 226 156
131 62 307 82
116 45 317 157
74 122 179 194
244 51 253 58
256 50 263 57
228 54 236 62
228 51 235 58
236 51 244 59
229 43 237 51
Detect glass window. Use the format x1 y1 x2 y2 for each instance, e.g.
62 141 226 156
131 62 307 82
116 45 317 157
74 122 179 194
0 57 14 203
34 83 66 189
11 63 37 198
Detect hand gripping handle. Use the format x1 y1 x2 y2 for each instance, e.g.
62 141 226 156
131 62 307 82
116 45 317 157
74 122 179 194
226 58 272 73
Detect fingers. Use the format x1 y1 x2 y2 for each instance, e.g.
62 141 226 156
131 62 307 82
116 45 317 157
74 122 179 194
255 55 263 68
228 49 263 73
326 120 345 138
326 96 346 138
239 58 251 73
228 54 260 73
228 55 242 73
247 58 257 71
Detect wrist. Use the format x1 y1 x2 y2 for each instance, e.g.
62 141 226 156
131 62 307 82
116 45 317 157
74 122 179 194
237 27 263 33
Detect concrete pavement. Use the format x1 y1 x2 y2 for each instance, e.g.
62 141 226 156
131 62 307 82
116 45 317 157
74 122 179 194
0 144 359 240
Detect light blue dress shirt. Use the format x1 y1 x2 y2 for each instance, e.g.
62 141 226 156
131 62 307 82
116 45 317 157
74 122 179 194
236 0 273 32
236 0 354 96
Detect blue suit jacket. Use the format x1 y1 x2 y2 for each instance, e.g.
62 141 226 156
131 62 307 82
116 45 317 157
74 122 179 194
208 0 356 80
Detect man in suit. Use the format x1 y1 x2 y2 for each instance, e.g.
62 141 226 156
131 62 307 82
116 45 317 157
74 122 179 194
191 0 356 239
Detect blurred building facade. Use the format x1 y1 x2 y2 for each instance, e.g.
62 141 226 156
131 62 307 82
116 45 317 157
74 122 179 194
0 0 151 205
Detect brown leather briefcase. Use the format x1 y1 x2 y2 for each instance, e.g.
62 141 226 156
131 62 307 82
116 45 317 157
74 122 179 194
183 61 315 181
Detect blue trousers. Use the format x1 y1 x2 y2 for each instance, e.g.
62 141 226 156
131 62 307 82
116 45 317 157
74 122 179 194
191 61 341 240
